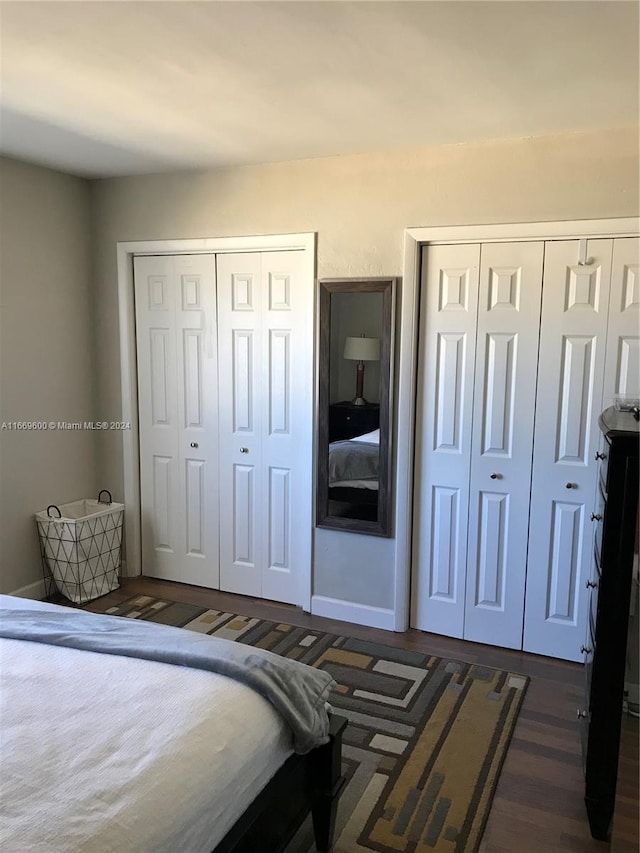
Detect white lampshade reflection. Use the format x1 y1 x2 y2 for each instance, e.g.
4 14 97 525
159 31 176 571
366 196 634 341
343 336 380 362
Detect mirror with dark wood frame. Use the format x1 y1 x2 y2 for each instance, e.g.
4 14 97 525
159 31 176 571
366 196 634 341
316 277 395 536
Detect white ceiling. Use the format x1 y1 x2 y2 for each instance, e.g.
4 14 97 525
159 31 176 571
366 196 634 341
0 1 638 179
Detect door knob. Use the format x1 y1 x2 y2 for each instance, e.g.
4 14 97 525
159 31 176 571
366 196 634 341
565 482 576 489
489 473 502 480
590 513 602 522
585 579 598 589
190 442 199 448
576 709 588 719
595 451 606 461
240 447 248 454
580 645 592 655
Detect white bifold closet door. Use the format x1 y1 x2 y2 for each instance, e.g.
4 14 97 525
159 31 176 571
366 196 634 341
464 241 544 649
413 241 543 650
604 238 640 402
134 254 219 588
216 251 311 605
523 240 612 661
413 243 480 638
414 235 638 659
524 237 639 661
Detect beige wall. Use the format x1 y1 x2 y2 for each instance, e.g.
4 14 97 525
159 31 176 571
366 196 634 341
1 128 636 607
90 126 639 610
0 157 96 595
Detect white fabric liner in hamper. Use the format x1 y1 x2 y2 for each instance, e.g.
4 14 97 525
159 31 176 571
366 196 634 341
35 495 123 603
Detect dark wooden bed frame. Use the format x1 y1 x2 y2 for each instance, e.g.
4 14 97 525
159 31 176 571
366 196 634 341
329 485 378 509
214 714 348 853
327 485 379 525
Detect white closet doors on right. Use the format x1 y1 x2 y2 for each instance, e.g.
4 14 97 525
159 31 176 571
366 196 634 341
604 238 640 403
414 233 638 659
523 241 612 660
464 241 543 650
524 237 638 661
412 243 480 639
413 241 544 650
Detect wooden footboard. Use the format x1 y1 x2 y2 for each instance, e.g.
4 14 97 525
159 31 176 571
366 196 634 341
329 485 377 506
214 714 348 853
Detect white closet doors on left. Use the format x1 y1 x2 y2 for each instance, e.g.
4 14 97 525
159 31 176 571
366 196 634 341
134 254 219 588
413 241 544 650
216 251 312 605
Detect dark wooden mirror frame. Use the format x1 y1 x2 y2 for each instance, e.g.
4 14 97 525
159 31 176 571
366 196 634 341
316 277 395 537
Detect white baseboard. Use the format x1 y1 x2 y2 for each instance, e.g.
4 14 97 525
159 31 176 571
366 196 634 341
10 563 130 601
311 595 396 631
10 578 47 600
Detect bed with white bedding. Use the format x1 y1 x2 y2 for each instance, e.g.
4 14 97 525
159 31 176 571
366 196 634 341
0 596 347 853
328 428 380 490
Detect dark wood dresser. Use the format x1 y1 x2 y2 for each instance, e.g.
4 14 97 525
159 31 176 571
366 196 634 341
582 406 639 841
328 401 379 442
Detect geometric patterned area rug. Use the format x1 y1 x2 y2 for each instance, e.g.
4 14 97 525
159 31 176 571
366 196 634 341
99 594 529 853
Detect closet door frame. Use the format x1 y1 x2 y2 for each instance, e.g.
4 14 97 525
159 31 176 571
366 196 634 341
116 233 316 610
397 219 639 633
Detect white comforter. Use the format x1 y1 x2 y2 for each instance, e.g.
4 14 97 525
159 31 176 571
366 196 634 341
0 604 293 852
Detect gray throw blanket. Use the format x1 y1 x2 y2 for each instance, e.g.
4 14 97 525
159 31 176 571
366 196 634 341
328 439 379 485
0 597 335 754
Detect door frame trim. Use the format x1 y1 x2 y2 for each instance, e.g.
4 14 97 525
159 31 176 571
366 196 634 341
117 233 316 609
395 217 640 631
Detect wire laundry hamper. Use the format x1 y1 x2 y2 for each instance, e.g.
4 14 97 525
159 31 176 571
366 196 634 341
36 490 123 603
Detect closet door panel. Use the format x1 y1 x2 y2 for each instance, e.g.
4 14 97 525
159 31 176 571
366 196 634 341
185 459 206 557
260 251 311 605
217 251 311 605
464 241 544 650
557 335 598 460
524 240 613 660
135 254 219 587
603 237 640 401
151 454 174 552
232 463 257 566
217 253 263 597
474 491 508 608
412 244 480 636
135 260 179 575
174 255 219 587
136 257 179 571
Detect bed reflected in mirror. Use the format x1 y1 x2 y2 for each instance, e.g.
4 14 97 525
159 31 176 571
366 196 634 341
317 278 395 536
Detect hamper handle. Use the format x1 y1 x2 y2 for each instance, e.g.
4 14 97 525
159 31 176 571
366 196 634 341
47 505 62 518
97 489 112 505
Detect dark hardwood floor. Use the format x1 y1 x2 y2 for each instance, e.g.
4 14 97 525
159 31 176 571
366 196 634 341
611 715 640 853
80 577 639 853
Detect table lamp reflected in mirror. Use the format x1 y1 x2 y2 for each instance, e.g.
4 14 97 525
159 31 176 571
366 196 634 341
343 334 380 406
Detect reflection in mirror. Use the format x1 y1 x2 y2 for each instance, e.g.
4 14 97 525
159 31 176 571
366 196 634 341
317 278 395 536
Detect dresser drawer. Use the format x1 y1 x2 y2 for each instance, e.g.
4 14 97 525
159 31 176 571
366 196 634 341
588 600 597 650
589 579 599 630
579 597 596 707
584 653 593 717
592 482 606 567
596 434 611 498
593 541 602 581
